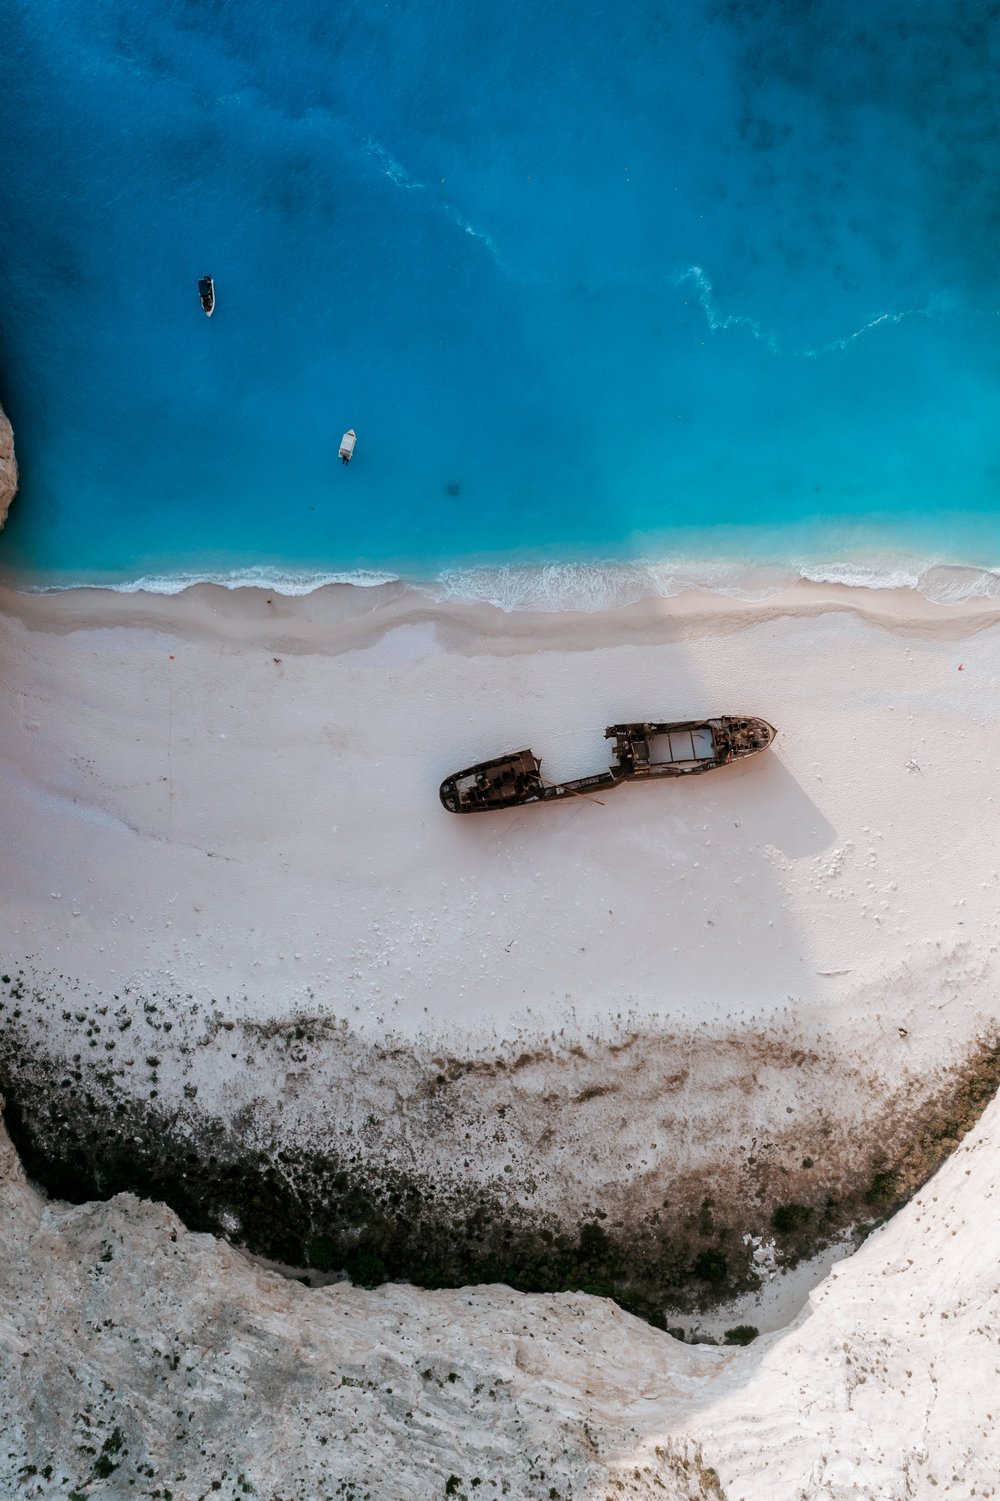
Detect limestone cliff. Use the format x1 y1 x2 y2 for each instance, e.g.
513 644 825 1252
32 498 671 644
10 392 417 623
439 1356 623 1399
2 1091 999 1500
0 401 16 527
0 1101 728 1501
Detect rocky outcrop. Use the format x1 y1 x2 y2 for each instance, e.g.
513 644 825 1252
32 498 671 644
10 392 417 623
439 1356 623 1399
2 1091 1000 1500
0 401 16 527
4 969 997 1327
0 1100 730 1500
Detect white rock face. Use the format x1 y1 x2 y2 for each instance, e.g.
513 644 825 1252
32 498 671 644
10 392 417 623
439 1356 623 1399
689 1092 1000 1500
0 1102 728 1500
0 402 16 527
2 1091 999 1500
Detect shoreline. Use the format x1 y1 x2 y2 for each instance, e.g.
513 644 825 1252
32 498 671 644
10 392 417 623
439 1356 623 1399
6 569 1000 648
6 545 1000 612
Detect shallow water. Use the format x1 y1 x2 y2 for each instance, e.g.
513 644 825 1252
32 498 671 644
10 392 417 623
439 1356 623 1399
1 0 999 598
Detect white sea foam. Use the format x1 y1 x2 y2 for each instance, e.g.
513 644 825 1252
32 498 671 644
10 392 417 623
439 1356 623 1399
676 265 779 351
802 559 1000 602
363 135 506 271
677 263 935 359
434 559 797 611
364 137 424 190
22 555 1000 612
431 552 1000 611
26 566 402 598
443 206 505 269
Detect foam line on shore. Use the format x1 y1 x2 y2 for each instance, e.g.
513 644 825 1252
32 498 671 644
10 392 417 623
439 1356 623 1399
12 555 1000 612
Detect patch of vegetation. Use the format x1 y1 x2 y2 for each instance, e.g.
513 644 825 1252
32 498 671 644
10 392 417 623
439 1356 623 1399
577 1221 610 1260
305 1234 336 1272
864 1170 899 1206
344 1244 386 1288
3 987 1000 1333
723 1325 759 1346
0 1044 749 1321
691 1249 728 1283
771 1203 812 1235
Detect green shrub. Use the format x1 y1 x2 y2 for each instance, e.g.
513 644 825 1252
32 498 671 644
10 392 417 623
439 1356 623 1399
864 1171 899 1206
305 1235 336 1272
577 1221 610 1260
723 1325 759 1346
692 1249 728 1283
771 1203 812 1235
346 1244 386 1288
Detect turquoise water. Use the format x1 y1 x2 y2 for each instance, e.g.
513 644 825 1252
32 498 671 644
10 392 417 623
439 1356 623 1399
1 0 999 598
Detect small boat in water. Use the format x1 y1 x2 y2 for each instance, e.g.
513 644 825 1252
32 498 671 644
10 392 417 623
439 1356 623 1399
439 716 776 813
198 276 215 317
339 429 357 464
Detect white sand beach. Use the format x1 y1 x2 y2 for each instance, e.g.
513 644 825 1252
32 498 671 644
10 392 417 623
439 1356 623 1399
3 577 999 1036
1 578 999 1288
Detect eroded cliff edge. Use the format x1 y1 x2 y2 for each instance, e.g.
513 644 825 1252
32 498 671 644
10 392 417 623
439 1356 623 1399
0 401 16 527
3 970 997 1326
2 1090 999 1500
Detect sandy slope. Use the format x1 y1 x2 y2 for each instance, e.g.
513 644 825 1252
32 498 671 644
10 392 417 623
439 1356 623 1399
1 1085 998 1500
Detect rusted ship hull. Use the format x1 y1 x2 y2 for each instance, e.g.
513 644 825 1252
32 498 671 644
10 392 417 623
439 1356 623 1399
439 716 776 814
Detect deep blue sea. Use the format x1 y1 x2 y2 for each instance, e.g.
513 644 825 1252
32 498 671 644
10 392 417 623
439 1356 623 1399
1 0 999 602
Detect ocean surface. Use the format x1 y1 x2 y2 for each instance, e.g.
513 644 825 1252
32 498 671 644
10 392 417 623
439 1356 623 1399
1 0 999 605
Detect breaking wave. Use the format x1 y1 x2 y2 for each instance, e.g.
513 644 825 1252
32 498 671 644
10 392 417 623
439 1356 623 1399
24 567 403 598
21 556 1000 612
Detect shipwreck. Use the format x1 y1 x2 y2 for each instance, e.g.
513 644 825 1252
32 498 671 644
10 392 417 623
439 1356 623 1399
439 716 776 814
